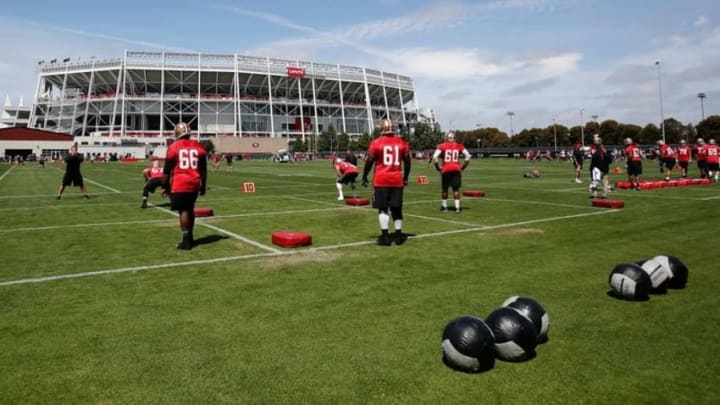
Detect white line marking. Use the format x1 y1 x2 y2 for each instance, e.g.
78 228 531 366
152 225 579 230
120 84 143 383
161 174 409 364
83 177 122 193
0 218 174 233
0 165 16 182
153 205 282 253
0 209 618 287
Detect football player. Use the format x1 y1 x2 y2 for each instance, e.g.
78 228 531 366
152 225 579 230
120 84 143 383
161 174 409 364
657 140 676 181
362 119 411 246
675 139 691 178
589 135 613 199
334 158 358 200
624 137 643 190
572 143 584 183
706 139 719 181
141 159 166 208
432 132 471 213
163 122 207 250
56 145 89 200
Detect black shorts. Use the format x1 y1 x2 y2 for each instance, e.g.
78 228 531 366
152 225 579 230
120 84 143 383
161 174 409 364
62 172 84 187
662 158 676 170
372 186 403 210
708 162 720 172
338 172 358 185
170 192 199 212
574 161 583 171
627 161 642 176
678 161 689 170
144 178 164 193
697 160 707 170
441 171 462 190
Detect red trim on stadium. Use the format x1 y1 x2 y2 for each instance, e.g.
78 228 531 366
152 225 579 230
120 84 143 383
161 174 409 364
0 127 74 141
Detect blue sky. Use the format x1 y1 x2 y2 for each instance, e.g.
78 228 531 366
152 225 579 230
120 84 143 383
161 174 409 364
1 0 718 132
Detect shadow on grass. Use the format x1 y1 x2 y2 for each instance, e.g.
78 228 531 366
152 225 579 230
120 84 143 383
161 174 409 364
194 235 230 246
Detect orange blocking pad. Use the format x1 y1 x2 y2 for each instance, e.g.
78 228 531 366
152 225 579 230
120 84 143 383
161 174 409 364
345 197 370 206
271 231 312 248
463 190 486 197
194 207 214 217
592 199 624 209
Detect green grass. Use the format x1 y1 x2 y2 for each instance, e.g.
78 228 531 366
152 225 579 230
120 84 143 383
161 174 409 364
1 157 719 404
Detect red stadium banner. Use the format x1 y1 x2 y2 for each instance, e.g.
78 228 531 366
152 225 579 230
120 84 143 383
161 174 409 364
287 67 305 78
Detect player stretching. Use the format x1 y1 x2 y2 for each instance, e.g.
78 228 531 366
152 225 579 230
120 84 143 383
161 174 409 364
362 119 411 246
334 158 358 200
163 122 207 250
141 159 166 208
433 132 471 213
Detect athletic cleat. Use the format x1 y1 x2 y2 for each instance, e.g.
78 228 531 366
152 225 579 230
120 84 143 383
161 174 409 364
575 178 582 184
377 234 392 246
393 233 408 246
337 196 344 201
56 195 61 200
141 201 148 209
176 239 193 250
455 208 462 213
440 207 449 213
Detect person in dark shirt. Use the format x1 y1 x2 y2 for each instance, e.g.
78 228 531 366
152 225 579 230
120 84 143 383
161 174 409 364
589 135 613 199
56 145 89 200
572 143 584 184
344 149 357 166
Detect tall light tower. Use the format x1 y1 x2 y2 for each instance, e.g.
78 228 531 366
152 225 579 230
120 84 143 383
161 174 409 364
507 111 515 136
552 117 558 153
655 61 666 142
698 92 707 121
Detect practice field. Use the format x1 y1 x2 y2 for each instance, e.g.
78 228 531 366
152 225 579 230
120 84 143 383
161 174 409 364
1 157 719 404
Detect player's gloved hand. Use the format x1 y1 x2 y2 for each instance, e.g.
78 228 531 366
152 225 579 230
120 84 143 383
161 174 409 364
200 187 206 196
403 179 409 186
361 178 368 187
434 165 441 172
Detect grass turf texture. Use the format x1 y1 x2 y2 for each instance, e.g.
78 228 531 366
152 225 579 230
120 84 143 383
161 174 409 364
0 158 718 404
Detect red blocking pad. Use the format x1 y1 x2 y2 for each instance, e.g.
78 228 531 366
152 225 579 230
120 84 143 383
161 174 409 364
592 199 624 209
271 231 312 248
463 190 486 197
345 197 370 206
194 207 214 217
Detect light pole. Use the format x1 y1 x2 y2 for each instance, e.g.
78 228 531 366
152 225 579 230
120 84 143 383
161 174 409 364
698 92 707 121
507 111 515 137
580 109 585 147
655 61 666 142
552 118 558 153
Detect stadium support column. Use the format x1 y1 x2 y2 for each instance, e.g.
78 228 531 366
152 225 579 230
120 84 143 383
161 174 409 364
58 64 69 132
82 61 96 136
120 50 128 137
266 57 275 137
310 63 319 148
197 52 202 141
29 64 45 128
160 52 165 136
110 62 122 137
381 71 390 120
362 67 374 134
234 54 240 137
337 65 347 135
297 72 305 143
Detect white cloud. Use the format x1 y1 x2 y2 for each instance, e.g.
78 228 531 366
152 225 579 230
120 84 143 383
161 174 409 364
694 15 708 27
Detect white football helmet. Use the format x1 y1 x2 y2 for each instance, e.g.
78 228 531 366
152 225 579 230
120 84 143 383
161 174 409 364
446 132 456 142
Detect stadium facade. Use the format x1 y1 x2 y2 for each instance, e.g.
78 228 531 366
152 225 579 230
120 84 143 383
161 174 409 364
30 51 433 147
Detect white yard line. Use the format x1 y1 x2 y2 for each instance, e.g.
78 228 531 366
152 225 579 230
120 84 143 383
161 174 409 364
0 165 16 182
0 218 174 233
0 209 618 287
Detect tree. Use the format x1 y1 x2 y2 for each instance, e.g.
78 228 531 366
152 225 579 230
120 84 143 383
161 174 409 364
199 139 215 154
598 120 619 144
409 122 442 151
696 115 720 139
293 138 307 152
337 133 349 152
356 132 372 151
662 118 684 144
637 124 661 145
317 125 337 152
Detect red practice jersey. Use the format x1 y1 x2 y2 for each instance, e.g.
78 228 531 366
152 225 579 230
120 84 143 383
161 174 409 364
706 144 719 164
336 161 358 175
147 166 163 179
697 145 708 161
165 139 207 193
434 142 469 174
676 145 691 162
367 134 410 187
625 144 642 162
660 144 676 159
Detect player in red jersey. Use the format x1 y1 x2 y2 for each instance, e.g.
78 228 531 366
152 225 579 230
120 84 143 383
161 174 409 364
141 159 167 208
675 139 691 178
706 139 719 182
624 137 643 190
657 140 676 181
432 132 471 213
334 158 359 200
362 119 411 246
163 122 208 250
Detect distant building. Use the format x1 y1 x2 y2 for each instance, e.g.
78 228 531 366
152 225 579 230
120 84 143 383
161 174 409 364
1 96 30 128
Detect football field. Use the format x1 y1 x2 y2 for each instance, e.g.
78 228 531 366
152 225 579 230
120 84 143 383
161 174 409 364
1 157 719 403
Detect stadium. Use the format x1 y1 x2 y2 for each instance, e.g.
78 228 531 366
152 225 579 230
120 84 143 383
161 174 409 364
27 50 431 156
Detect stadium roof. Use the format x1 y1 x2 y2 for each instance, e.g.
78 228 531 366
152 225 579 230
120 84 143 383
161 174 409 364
0 127 73 141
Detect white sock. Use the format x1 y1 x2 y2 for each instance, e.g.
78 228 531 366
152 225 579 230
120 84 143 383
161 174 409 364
336 183 343 198
394 219 402 232
379 212 390 230
454 199 460 211
441 199 448 208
